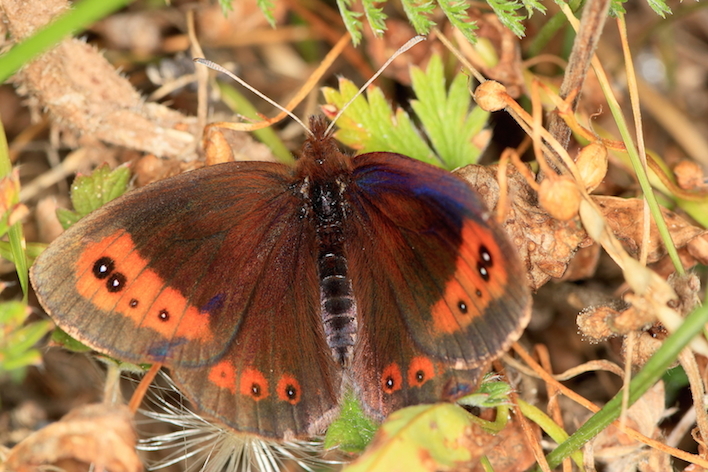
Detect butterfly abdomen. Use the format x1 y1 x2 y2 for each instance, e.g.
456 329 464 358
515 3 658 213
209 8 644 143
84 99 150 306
311 178 358 366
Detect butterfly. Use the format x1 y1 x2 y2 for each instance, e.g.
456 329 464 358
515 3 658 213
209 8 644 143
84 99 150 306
31 116 531 440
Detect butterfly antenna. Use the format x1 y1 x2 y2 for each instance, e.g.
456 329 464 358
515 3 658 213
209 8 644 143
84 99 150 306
324 35 426 136
194 58 312 136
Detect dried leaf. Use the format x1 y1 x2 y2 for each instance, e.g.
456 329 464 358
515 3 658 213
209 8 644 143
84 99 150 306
5 403 141 472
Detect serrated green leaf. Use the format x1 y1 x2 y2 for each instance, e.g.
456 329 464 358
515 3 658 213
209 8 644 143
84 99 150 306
401 0 436 35
457 377 513 409
438 0 478 43
362 0 387 36
56 207 82 230
5 320 52 358
486 0 526 37
217 0 234 14
323 53 489 170
337 0 364 45
324 391 379 452
256 0 276 27
69 163 130 218
343 404 495 472
645 0 671 17
51 328 92 353
322 78 438 165
0 300 27 325
410 54 488 168
1 349 43 371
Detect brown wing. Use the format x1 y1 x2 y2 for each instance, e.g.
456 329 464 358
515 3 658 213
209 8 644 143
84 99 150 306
31 162 340 438
344 152 531 418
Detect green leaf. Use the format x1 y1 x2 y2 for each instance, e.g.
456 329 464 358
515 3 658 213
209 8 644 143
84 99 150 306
65 163 131 223
485 0 526 37
645 0 671 17
337 0 364 45
400 0 436 35
51 328 92 353
256 0 276 27
56 207 83 231
323 78 437 164
323 53 489 170
457 375 512 409
342 403 496 472
218 0 234 14
0 301 53 376
362 0 387 36
438 0 478 44
5 320 53 359
324 391 379 452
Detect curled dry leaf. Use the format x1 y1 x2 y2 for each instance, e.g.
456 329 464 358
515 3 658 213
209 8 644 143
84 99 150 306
457 163 591 290
593 196 708 267
673 160 707 191
591 381 671 472
4 403 141 472
470 414 538 472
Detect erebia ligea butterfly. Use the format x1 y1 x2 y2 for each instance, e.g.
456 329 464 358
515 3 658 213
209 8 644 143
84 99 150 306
31 116 531 440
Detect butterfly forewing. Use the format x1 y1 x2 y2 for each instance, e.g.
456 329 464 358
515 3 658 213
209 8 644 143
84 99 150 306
31 161 341 438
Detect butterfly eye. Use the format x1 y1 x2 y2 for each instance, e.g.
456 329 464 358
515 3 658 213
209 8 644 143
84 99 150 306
106 272 126 293
92 257 115 279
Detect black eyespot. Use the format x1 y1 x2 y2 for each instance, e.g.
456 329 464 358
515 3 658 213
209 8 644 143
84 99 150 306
129 299 139 308
106 272 126 292
476 289 483 298
93 257 115 279
458 301 468 314
385 376 395 389
285 384 297 400
251 383 262 397
479 245 493 267
158 309 170 321
416 370 425 382
477 264 490 281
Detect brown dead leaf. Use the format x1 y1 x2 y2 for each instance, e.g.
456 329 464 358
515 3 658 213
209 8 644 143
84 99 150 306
591 381 671 472
457 163 591 290
4 403 141 472
593 196 707 267
471 414 539 472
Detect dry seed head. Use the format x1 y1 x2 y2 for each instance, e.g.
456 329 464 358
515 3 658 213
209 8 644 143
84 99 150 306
474 80 508 112
539 176 581 221
575 142 607 192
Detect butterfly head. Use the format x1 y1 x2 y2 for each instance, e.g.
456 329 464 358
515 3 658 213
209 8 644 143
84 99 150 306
296 117 352 178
